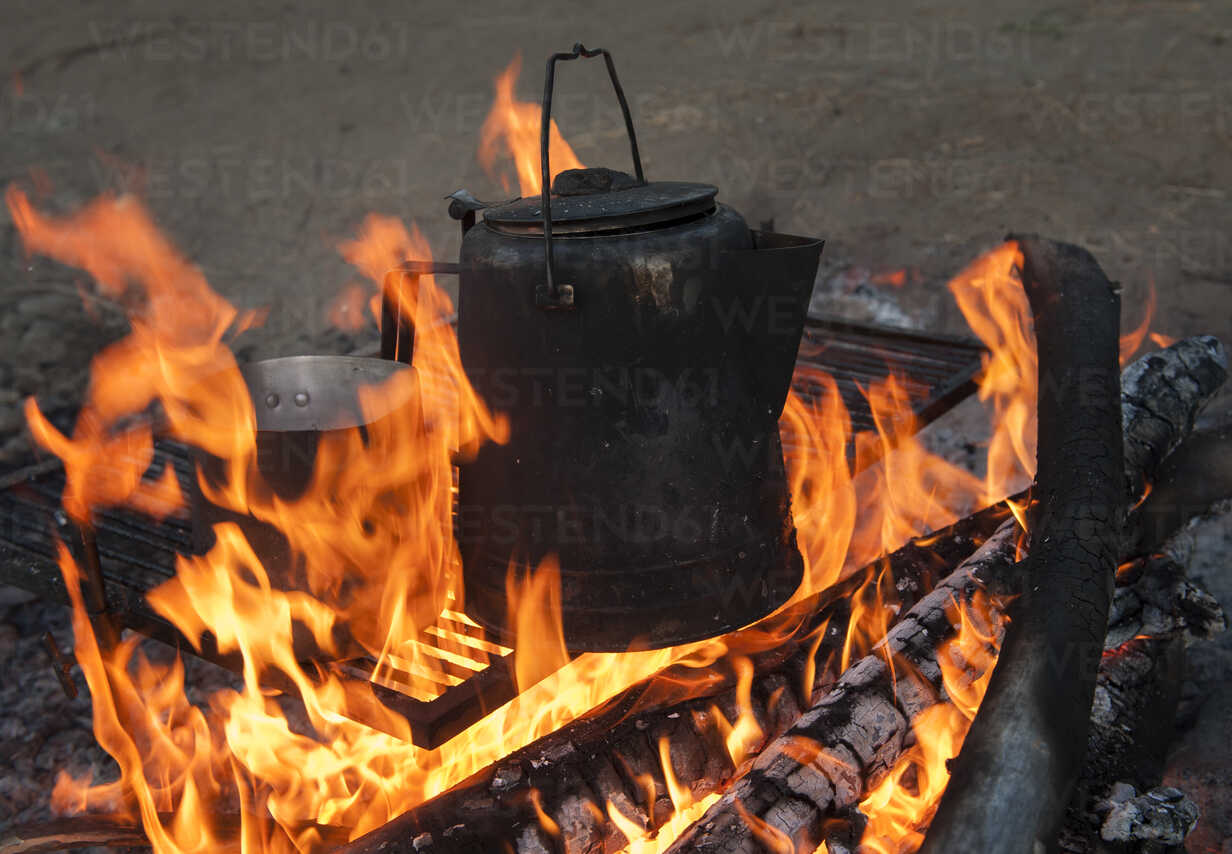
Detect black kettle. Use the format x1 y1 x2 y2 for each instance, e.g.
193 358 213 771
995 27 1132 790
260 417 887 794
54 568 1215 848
382 44 824 652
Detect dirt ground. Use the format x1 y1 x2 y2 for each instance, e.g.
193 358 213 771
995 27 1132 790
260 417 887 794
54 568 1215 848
0 0 1229 849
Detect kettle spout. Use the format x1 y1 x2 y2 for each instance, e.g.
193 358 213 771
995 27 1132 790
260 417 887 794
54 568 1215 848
718 231 825 420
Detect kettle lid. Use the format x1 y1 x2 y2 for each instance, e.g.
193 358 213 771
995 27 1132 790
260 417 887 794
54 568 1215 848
482 168 717 236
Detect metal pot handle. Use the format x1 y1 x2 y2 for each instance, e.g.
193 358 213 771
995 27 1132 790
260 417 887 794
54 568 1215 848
380 260 462 364
537 43 645 310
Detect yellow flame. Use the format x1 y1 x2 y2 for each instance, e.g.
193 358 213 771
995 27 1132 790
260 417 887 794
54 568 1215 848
478 53 585 197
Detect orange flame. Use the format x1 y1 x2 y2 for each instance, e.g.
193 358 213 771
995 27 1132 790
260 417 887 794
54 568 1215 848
856 591 1008 853
947 243 1036 505
478 53 585 197
326 282 370 332
839 560 899 676
1118 279 1176 362
609 658 761 853
10 74 1040 852
8 187 256 524
778 368 857 599
506 555 570 692
850 375 987 566
1120 279 1157 366
779 240 1033 612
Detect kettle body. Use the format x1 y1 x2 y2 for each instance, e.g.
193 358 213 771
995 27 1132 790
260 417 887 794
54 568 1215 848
454 185 820 651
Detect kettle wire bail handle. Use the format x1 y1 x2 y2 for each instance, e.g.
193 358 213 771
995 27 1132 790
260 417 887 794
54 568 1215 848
379 260 463 364
537 43 645 310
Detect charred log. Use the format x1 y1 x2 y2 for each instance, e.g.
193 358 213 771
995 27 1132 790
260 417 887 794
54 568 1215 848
1120 336 1227 511
1103 538 1226 655
0 815 150 854
661 521 1019 854
1126 423 1232 557
1058 535 1226 853
920 235 1125 854
1093 784 1199 851
0 812 349 854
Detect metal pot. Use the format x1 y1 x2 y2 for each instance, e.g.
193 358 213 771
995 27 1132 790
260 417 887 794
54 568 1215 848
382 45 823 651
190 355 428 659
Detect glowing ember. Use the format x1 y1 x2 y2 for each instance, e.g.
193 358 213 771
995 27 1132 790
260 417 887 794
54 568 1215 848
870 268 910 287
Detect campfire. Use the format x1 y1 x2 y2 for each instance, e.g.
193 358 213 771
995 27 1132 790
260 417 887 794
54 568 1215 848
0 44 1228 854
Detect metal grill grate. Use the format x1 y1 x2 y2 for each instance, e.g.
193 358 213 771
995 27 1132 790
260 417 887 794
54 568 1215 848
793 317 984 434
0 317 983 747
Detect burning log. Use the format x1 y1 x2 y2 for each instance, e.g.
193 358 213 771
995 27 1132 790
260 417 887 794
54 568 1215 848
330 506 1013 854
762 535 1227 854
1119 335 1228 514
660 521 1019 854
926 330 1227 852
919 235 1126 854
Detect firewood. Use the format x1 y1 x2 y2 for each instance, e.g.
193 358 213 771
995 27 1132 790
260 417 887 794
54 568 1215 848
921 236 1126 854
0 816 149 854
662 522 1019 854
1057 534 1226 853
1126 423 1232 557
1120 335 1227 508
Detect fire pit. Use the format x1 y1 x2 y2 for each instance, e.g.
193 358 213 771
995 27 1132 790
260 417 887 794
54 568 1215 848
0 42 1229 854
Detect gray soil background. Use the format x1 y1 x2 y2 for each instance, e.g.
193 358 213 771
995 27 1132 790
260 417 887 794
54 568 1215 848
0 0 1229 851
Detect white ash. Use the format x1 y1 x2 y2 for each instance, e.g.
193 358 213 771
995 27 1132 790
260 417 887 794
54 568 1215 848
1104 545 1227 651
1098 784 1199 849
807 259 923 331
